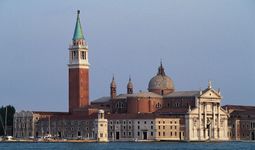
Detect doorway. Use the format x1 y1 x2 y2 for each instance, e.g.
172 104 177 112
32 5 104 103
143 131 147 140
251 131 255 140
116 132 120 140
58 132 62 138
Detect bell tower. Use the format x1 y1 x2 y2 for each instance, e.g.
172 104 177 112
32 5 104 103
68 10 89 112
110 76 117 98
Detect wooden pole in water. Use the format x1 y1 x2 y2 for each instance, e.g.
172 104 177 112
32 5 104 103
0 114 4 134
4 107 7 136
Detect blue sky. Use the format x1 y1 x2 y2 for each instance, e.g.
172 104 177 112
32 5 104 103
0 0 254 111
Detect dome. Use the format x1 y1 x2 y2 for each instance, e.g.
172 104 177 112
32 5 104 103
148 75 174 90
148 62 174 95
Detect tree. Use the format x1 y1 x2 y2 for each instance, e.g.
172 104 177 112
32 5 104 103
0 105 16 136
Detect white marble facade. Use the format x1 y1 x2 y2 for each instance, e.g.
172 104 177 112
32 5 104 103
185 86 229 141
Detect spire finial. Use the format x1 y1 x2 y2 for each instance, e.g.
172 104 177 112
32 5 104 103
157 60 165 76
112 74 115 81
73 10 84 40
127 75 133 94
111 74 116 88
208 80 212 89
129 75 131 82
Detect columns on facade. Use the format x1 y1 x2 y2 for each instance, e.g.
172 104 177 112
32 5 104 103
32 118 35 137
213 103 216 139
217 103 220 138
198 101 202 140
204 102 207 139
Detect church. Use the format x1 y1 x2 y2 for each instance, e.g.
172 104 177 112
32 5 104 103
13 11 229 141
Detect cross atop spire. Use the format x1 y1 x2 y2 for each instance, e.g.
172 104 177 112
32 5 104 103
73 10 84 41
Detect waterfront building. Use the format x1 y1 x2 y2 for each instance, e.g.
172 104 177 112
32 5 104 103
13 10 229 142
95 110 108 142
223 105 255 140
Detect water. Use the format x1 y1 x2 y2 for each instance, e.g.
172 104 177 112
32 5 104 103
0 142 255 150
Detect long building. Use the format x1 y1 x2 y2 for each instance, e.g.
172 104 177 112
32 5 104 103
14 10 231 142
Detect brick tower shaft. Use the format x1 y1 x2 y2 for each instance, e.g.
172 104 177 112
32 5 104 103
68 10 90 112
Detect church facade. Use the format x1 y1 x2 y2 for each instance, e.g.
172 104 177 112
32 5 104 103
13 11 229 141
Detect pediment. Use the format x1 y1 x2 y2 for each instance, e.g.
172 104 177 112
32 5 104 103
199 88 221 99
189 107 199 114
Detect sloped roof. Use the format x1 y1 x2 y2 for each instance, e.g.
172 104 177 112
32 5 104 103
128 92 162 98
91 96 111 103
116 94 129 99
165 91 200 98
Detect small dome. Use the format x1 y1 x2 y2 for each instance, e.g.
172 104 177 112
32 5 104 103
127 77 133 88
148 62 174 95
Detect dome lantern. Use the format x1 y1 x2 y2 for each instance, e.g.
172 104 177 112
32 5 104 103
148 62 175 95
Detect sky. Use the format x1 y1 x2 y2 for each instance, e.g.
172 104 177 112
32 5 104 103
0 0 255 112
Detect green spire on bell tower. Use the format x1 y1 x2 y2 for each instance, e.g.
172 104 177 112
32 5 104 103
73 10 84 40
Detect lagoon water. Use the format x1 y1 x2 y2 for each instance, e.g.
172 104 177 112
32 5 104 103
0 142 255 150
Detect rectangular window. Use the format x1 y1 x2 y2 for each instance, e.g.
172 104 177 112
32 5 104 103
151 126 153 129
137 132 140 136
151 132 153 136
